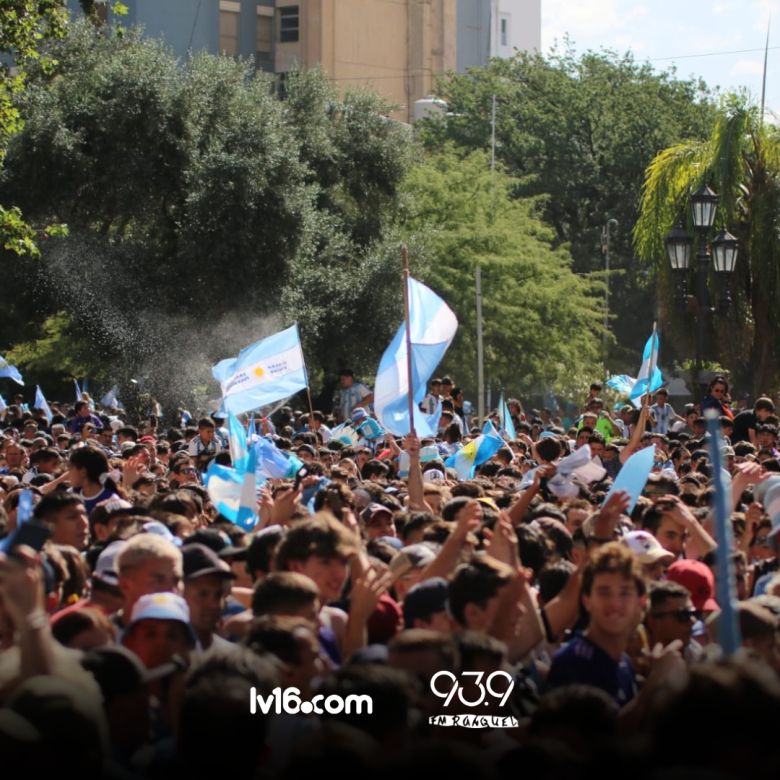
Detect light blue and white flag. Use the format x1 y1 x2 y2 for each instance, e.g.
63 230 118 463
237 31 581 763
374 277 457 437
629 326 663 407
34 386 53 424
254 437 303 480
705 410 741 654
606 374 637 397
330 422 359 447
398 444 444 478
0 393 6 414
101 385 123 410
205 446 258 532
212 324 308 417
602 444 656 515
355 416 385 441
498 392 516 441
0 355 24 385
74 379 83 403
444 420 504 481
228 413 249 471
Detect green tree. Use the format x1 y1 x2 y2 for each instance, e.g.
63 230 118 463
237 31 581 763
634 96 780 397
0 0 68 256
399 146 604 399
0 22 411 406
420 45 717 369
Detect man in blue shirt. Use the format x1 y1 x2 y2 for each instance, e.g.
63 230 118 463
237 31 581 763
67 400 104 435
546 542 647 707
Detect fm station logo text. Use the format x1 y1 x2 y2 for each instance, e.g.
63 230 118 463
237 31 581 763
428 670 519 728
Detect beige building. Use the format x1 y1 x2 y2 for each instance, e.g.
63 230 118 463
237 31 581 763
83 2 538 123
269 0 457 123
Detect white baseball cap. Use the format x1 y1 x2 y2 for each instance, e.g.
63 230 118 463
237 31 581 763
621 530 675 566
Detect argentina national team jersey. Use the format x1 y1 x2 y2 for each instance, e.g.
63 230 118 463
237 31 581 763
545 633 637 707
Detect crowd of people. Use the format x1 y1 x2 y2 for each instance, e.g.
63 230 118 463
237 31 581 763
0 371 779 779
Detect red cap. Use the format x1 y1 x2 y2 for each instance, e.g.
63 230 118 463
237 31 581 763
139 435 157 444
367 593 402 644
667 560 719 612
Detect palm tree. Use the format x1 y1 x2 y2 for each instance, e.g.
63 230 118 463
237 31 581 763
634 96 780 397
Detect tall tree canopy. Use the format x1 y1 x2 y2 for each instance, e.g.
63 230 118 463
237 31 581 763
400 146 604 397
420 45 717 369
634 97 780 397
1 0 68 256
1 21 411 404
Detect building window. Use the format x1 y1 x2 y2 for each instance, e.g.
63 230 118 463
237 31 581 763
500 15 509 47
256 6 273 66
219 1 241 56
278 5 299 43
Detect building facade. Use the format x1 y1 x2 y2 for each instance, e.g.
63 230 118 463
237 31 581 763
456 0 540 72
68 1 539 121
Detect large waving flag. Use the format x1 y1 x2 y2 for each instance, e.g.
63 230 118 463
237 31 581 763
445 420 504 480
205 446 258 532
34 386 53 424
212 324 308 416
374 278 457 436
0 355 24 385
606 374 637 397
498 392 516 441
254 436 303 480
629 327 663 406
228 413 249 471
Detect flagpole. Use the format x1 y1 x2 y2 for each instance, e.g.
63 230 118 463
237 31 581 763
295 322 316 428
401 244 417 437
645 320 658 406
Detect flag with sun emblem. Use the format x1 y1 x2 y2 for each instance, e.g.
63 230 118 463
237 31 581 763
212 324 308 416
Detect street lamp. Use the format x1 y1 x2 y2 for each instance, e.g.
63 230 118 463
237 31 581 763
664 184 738 398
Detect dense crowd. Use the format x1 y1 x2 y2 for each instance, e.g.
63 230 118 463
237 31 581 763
1 371 779 779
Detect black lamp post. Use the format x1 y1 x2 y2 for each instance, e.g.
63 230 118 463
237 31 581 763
664 184 738 398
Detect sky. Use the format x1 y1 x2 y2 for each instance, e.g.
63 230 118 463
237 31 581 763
541 0 780 116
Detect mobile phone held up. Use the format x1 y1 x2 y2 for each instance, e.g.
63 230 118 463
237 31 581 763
294 466 309 490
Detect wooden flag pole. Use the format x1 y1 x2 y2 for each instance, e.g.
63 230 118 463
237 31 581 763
401 245 417 437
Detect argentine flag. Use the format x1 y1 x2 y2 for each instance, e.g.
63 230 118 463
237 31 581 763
74 379 83 403
212 324 308 416
0 355 24 385
34 386 53 424
374 277 457 436
629 328 663 407
228 413 249 471
606 374 638 397
0 393 6 414
444 420 504 480
254 436 303 480
498 392 516 441
205 446 258 531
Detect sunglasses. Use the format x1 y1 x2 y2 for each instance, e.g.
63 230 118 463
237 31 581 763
651 608 701 623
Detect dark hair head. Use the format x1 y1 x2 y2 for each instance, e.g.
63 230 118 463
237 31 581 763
68 446 109 482
33 491 85 523
251 571 319 616
448 557 512 627
581 542 646 597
